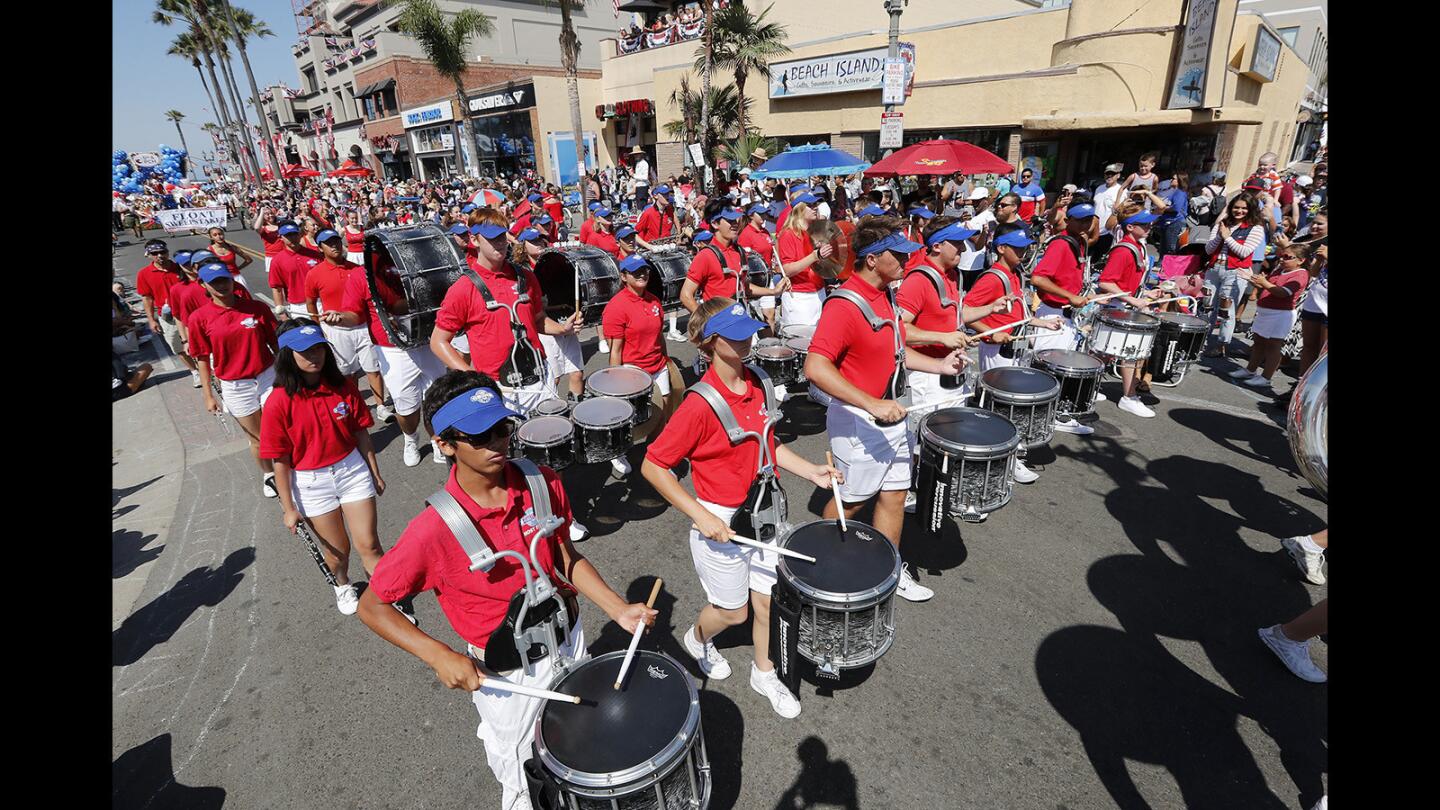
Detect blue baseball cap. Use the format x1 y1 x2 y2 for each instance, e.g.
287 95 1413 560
431 386 521 436
448 223 469 236
471 222 508 239
316 229 341 244
746 202 772 216
1067 202 1097 219
615 225 636 240
198 262 233 284
173 250 194 266
793 192 819 205
527 192 543 203
925 223 979 247
857 204 888 217
277 222 300 236
709 207 743 223
189 250 217 266
693 230 714 243
279 324 328 352
652 185 672 197
855 230 923 257
994 229 1035 248
461 203 477 213
702 302 767 341
788 182 810 194
516 228 545 243
908 206 935 220
594 207 613 219
1122 211 1160 225
619 255 650 274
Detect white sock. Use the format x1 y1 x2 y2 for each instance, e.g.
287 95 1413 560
403 431 418 446
1298 534 1324 554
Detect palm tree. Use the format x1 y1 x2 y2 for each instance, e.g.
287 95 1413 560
550 1 590 207
719 132 780 170
154 0 258 178
698 1 715 192
664 83 749 164
395 0 495 178
700 3 790 138
214 1 283 177
165 111 191 156
168 31 222 134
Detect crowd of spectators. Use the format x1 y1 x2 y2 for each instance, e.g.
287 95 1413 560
617 0 730 54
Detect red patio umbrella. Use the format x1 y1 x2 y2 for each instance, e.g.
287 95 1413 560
328 159 373 178
864 139 1013 177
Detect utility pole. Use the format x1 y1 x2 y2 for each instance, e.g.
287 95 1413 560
884 0 904 118
880 0 907 162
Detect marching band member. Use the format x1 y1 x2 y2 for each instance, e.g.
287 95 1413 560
642 298 842 718
512 228 584 403
604 254 684 473
576 201 603 244
268 222 322 320
260 319 412 621
680 203 782 315
775 182 811 231
776 196 833 333
583 206 622 261
1096 205 1166 418
737 202 789 335
805 217 968 601
357 370 655 810
187 262 280 497
634 185 677 250
135 239 202 386
1028 200 1102 432
207 226 253 289
905 205 934 243
305 230 392 422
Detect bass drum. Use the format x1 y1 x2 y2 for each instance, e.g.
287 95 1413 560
363 224 468 349
741 247 771 290
534 245 622 324
641 246 692 311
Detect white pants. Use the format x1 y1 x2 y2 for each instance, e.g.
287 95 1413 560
290 448 375 516
376 344 446 417
218 364 276 418
687 500 779 609
826 401 912 500
468 623 589 810
651 366 673 397
1030 304 1079 353
906 368 969 439
779 289 824 331
499 361 556 417
538 332 584 378
321 322 380 375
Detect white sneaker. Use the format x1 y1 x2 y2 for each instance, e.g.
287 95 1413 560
1228 367 1258 379
1281 536 1327 585
334 584 359 616
191 370 202 388
773 384 789 403
666 330 688 343
1093 391 1107 403
1258 624 1327 683
682 625 732 679
372 403 394 422
402 435 422 467
1311 797 1327 810
750 664 801 718
568 520 589 543
904 490 917 513
261 474 278 498
895 564 934 602
1011 459 1039 484
611 455 633 478
597 339 609 354
1053 416 1095 435
432 438 447 463
1118 396 1156 418
1243 375 1272 389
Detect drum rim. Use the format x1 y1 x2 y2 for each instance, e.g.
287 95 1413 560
777 519 902 607
532 398 572 416
517 415 576 446
782 337 812 352
778 324 817 340
1033 349 1104 375
572 395 636 428
979 367 1062 404
755 344 798 360
584 365 654 398
533 649 702 790
919 407 1022 456
1155 311 1210 330
1097 309 1161 329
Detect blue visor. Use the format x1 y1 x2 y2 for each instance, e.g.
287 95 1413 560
994 229 1035 248
278 223 300 236
747 202 772 216
516 228 545 243
432 386 521 436
788 183 810 194
652 185 671 196
908 207 935 220
279 324 328 352
1067 202 1096 219
527 193 542 202
173 250 194 266
692 230 713 242
461 203 477 213
615 225 636 240
709 208 743 223
1122 211 1160 225
198 263 232 284
594 207 612 219
703 302 767 341
619 255 649 274
448 224 469 236
316 229 341 243
588 201 603 211
471 223 508 239
531 213 553 226
925 223 979 247
189 250 216 266
793 193 819 205
857 204 888 217
856 231 923 256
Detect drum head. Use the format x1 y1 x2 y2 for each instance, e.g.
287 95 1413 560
518 416 573 445
981 367 1060 399
1157 311 1209 331
781 520 900 596
755 344 797 361
572 396 634 427
538 651 697 780
921 407 1019 454
783 336 811 354
533 398 571 417
1033 349 1103 373
1098 309 1160 329
586 366 653 398
780 324 816 342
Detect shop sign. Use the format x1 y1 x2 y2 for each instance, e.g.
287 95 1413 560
1166 0 1223 109
596 99 655 120
769 43 916 99
470 83 534 113
1244 25 1281 82
401 101 453 128
880 112 903 149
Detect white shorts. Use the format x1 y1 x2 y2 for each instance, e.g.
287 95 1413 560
218 363 276 418
451 333 470 354
780 290 824 331
321 322 380 375
232 273 251 290
651 366 673 397
906 368 969 438
286 302 311 320
1251 307 1296 339
1029 304 1079 353
468 623 588 810
289 448 375 516
978 342 1022 372
756 295 776 311
538 332 584 377
499 361 556 417
687 500 779 609
376 344 447 417
264 256 273 276
826 401 912 500
346 251 364 265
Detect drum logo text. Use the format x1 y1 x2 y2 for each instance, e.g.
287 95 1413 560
855 530 875 542
646 664 669 680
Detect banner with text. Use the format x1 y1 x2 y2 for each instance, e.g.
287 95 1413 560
770 43 916 99
155 207 229 234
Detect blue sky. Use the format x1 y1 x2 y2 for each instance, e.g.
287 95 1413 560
113 0 305 169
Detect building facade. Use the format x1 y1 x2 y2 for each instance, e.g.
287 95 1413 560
1241 0 1326 161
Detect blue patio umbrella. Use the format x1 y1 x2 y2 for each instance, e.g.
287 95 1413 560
750 144 871 179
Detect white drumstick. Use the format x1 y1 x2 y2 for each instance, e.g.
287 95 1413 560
730 534 817 563
971 317 1035 341
825 451 847 533
1142 296 1197 307
477 677 581 704
614 578 663 690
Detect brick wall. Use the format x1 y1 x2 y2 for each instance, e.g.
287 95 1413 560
656 142 685 182
1006 132 1022 170
832 134 865 162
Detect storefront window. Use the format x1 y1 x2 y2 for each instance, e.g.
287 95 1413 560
471 111 537 176
412 124 453 154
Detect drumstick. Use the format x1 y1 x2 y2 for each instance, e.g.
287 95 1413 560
971 317 1035 341
613 577 664 690
477 676 582 704
729 534 818 563
1143 296 1196 307
825 451 847 533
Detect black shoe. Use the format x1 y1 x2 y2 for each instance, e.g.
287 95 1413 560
262 475 278 498
394 596 418 626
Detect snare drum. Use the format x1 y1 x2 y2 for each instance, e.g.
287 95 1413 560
915 407 1021 527
571 396 635 464
532 650 711 810
1087 309 1160 364
780 324 815 384
1148 311 1208 383
1031 350 1103 416
584 366 654 426
978 367 1061 450
532 397 572 418
776 519 900 678
753 338 800 386
515 415 576 471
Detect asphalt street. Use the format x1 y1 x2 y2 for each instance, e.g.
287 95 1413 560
113 223 1328 809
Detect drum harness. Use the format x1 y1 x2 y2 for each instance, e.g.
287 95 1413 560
823 286 910 410
466 264 545 388
902 263 966 389
1088 240 1158 378
686 363 789 545
426 457 579 679
977 265 1032 362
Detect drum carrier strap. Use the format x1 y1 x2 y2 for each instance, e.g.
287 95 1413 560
701 243 748 305
686 363 788 544
823 287 909 401
466 264 544 388
980 265 1032 357
1104 240 1149 297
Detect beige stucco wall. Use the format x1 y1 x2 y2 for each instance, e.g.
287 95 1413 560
530 75 613 180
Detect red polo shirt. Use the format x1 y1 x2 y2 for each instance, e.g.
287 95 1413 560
136 262 183 310
636 205 674 242
646 366 777 507
587 228 621 260
1098 234 1146 296
185 298 278 380
964 264 1025 342
340 263 404 349
602 287 667 373
269 249 321 304
303 258 360 313
578 218 595 244
258 379 374 470
687 241 745 301
809 275 905 400
895 256 962 359
171 278 251 332
435 260 547 378
776 204 792 231
1257 267 1308 309
777 230 824 293
1031 238 1085 307
735 225 775 267
259 226 285 257
367 464 573 649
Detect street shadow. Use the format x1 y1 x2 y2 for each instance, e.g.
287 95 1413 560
366 420 402 456
587 577 690 670
698 690 745 810
113 529 164 579
804 660 876 695
560 461 638 539
899 512 969 575
772 736 860 810
112 547 257 667
112 733 226 810
114 475 164 509
1167 407 1298 472
774 394 828 441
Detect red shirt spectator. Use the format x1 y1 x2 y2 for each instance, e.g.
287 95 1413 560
136 261 183 310
809 275 905 399
259 380 374 470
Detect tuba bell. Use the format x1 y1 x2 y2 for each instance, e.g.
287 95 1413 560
1285 350 1327 499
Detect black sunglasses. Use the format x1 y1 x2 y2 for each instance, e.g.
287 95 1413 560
886 249 911 264
447 421 514 448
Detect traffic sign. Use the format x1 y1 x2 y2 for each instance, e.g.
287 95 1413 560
880 112 903 148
